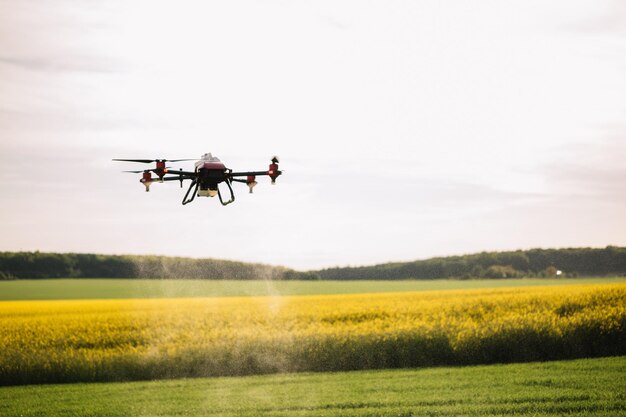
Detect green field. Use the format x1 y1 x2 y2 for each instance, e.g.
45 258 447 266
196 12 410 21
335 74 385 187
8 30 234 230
1 356 624 416
1 277 624 300
2 279 625 416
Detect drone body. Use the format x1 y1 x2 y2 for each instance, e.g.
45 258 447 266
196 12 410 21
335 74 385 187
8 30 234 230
114 153 281 206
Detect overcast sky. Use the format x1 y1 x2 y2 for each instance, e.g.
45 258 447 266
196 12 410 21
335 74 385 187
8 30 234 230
1 0 625 270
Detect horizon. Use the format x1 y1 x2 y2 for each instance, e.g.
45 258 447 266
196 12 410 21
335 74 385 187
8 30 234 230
1 1 625 269
3 244 623 272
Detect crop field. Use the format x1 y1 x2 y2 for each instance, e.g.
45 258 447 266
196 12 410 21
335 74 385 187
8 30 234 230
1 283 625 385
1 277 624 300
1 356 625 416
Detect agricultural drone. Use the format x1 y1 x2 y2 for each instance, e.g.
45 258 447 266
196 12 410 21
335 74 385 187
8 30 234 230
113 153 282 206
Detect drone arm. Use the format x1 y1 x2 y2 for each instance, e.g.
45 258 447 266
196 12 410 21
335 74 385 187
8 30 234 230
162 170 197 177
161 175 194 182
228 171 272 177
161 171 195 189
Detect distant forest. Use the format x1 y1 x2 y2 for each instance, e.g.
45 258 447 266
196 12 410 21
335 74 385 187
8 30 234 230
315 246 626 280
0 247 625 280
0 253 316 280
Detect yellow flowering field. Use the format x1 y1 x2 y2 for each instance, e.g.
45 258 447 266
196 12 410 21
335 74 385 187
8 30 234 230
1 283 625 385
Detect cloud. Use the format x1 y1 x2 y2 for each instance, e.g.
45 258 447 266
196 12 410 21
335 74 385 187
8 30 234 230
548 164 626 201
0 56 123 74
0 107 146 132
540 133 626 204
566 0 626 35
292 158 544 224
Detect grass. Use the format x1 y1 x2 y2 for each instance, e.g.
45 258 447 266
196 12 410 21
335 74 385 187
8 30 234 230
0 356 624 416
0 277 624 300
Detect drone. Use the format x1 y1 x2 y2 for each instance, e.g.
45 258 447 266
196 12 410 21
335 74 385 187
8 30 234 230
113 153 282 206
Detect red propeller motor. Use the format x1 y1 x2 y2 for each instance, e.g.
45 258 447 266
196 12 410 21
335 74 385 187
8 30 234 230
268 156 281 184
140 171 153 192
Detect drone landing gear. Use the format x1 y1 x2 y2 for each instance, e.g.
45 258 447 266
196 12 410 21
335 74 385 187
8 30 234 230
182 180 199 205
218 181 235 206
181 180 235 206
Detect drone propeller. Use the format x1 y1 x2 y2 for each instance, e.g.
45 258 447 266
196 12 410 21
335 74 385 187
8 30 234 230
123 167 171 174
113 158 194 163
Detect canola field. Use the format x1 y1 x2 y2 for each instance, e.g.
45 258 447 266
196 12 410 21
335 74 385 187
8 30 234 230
1 283 625 385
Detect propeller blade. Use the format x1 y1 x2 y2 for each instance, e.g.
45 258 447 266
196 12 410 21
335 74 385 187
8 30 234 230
122 170 149 173
113 158 194 163
113 159 155 163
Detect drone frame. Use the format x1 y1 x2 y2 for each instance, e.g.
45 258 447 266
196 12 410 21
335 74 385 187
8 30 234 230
145 156 281 206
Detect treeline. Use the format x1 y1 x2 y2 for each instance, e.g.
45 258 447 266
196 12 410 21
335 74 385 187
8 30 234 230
1 247 625 280
314 246 626 280
0 252 317 280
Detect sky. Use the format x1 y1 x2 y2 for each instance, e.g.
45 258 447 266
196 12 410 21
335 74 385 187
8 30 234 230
0 0 625 270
